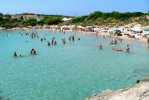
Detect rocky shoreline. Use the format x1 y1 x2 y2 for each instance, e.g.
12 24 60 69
85 78 149 100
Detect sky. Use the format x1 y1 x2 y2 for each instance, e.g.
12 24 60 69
0 0 149 16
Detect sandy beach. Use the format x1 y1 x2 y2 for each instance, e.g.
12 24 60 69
10 27 149 44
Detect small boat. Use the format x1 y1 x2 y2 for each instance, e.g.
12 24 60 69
112 48 123 51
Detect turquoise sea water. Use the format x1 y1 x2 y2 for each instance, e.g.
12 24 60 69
0 30 149 100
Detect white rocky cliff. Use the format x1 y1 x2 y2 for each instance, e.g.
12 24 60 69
85 78 149 100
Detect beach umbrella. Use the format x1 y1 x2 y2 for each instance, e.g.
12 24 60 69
114 30 121 33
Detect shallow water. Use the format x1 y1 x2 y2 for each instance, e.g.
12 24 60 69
0 30 149 100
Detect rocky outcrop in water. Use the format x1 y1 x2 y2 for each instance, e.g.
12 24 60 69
85 78 149 100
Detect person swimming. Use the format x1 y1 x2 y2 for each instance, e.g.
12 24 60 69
13 52 17 57
47 41 51 46
30 48 36 55
34 50 36 55
30 49 34 54
110 40 115 45
31 35 34 39
54 41 57 45
41 38 43 42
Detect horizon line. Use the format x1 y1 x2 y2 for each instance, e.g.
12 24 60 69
0 10 148 16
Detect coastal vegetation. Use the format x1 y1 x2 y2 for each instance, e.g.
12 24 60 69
0 11 148 28
39 16 62 25
0 13 21 28
65 11 148 26
0 13 69 28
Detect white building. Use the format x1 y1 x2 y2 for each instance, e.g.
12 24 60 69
62 18 72 22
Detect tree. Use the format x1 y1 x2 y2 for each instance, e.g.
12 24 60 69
71 16 87 23
0 13 3 17
110 11 120 19
133 12 144 17
87 11 103 20
22 18 37 26
4 14 12 18
103 13 111 19
43 17 62 25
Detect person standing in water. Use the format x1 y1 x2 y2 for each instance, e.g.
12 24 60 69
114 39 117 44
126 44 130 53
51 35 55 45
62 38 66 44
44 37 46 40
68 36 71 41
95 33 98 37
78 37 80 41
98 43 103 50
54 41 57 45
72 36 74 42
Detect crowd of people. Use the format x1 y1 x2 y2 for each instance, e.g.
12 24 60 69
13 30 132 57
97 34 130 53
13 48 37 57
13 31 80 57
